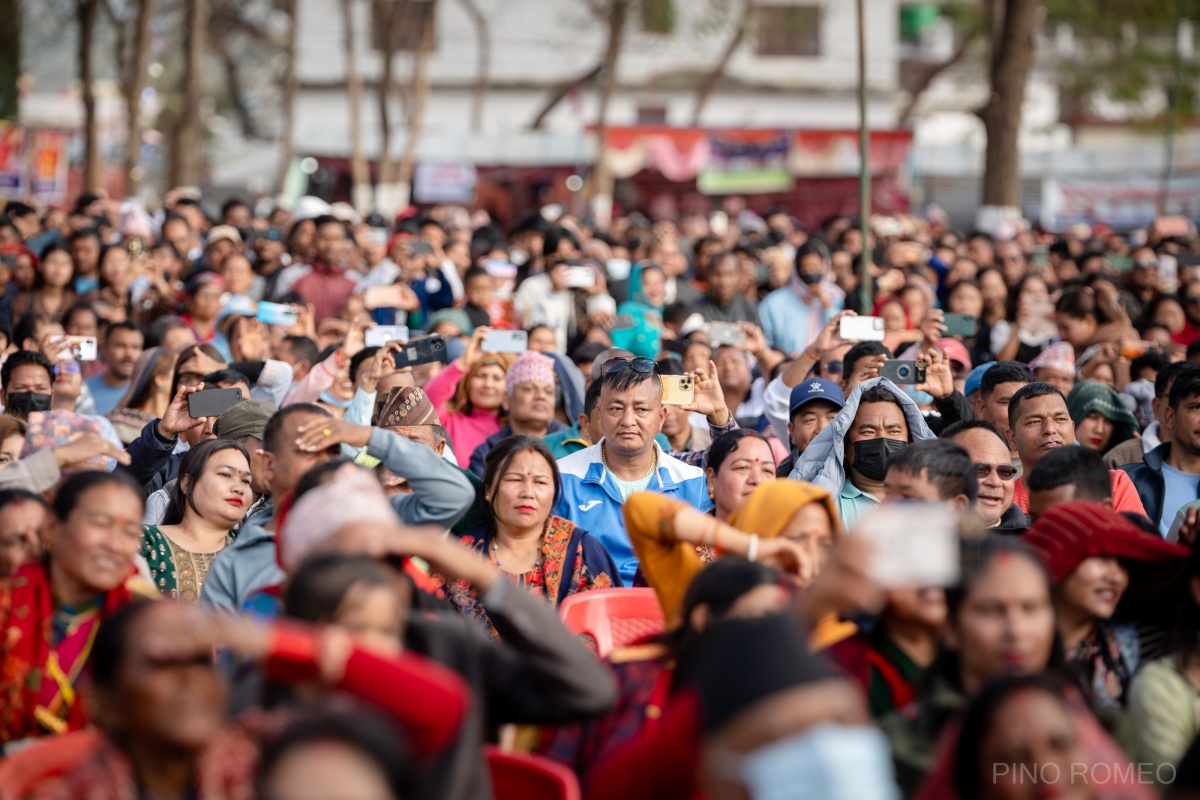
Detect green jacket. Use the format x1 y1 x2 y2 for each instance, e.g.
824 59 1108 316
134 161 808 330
880 673 965 797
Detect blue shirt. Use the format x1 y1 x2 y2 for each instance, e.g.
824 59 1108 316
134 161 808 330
1158 462 1200 538
836 481 880 530
84 374 129 416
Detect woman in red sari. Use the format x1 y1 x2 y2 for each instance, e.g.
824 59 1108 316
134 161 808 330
0 470 155 746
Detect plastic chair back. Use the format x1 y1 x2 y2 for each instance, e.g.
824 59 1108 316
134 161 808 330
486 745 581 800
558 588 664 659
0 730 102 800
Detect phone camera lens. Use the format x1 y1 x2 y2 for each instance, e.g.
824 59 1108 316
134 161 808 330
897 365 912 380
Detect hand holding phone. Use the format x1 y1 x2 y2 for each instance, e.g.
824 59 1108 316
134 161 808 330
392 336 448 369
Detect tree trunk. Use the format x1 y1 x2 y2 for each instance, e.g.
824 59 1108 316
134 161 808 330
691 0 754 125
0 0 19 120
980 0 1040 208
77 0 100 190
277 0 298 196
377 0 408 189
124 0 156 194
589 0 629 224
177 0 208 187
340 0 371 208
457 0 489 132
395 0 437 204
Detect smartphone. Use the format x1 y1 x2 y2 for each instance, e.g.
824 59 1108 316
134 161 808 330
410 241 433 256
879 360 926 384
362 285 409 311
482 330 528 354
942 313 977 337
392 336 448 369
482 258 517 279
564 266 596 289
187 387 243 419
1031 245 1049 268
709 321 747 347
840 315 886 342
661 375 695 406
66 336 97 361
365 326 410 348
257 301 298 327
1119 340 1158 359
856 503 960 588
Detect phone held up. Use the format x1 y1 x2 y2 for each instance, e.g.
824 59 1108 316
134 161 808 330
661 375 695 406
392 336 448 369
188 387 244 419
840 316 886 342
879 360 926 385
482 330 528 354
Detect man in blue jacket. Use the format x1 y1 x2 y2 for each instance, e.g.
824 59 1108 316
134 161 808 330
1123 368 1200 537
555 357 728 583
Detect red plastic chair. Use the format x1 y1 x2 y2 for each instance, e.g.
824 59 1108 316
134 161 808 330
0 730 102 800
558 588 664 659
486 745 581 800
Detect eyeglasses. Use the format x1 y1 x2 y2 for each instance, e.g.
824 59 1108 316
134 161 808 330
974 463 1018 481
1186 296 1200 306
1134 260 1159 269
603 357 656 375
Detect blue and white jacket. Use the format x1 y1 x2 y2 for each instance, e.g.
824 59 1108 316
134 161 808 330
555 439 712 583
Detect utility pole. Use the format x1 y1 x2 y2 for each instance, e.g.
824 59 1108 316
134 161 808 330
857 0 873 313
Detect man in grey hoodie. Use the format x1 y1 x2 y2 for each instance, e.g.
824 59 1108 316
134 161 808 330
790 376 936 527
200 403 474 612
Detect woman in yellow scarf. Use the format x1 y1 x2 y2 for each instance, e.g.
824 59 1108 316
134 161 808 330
624 478 856 648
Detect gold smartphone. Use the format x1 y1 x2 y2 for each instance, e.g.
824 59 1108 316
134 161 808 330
661 375 695 406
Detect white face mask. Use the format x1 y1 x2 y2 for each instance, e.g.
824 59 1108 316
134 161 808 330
714 723 900 800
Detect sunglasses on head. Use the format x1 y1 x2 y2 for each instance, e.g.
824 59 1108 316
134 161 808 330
603 357 657 375
973 462 1018 481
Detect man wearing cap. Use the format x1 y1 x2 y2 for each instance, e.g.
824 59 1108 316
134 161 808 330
203 225 244 272
777 377 845 477
468 350 566 477
376 385 489 535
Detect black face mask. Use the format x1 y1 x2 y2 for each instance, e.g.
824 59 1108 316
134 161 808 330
5 391 51 419
850 437 907 482
798 271 825 286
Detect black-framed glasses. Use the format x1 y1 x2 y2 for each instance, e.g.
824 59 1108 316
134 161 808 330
603 357 656 375
974 463 1018 481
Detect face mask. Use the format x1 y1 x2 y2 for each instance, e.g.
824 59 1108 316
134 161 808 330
798 271 825 286
732 723 899 800
318 390 352 410
851 437 907 482
5 391 52 419
906 387 935 406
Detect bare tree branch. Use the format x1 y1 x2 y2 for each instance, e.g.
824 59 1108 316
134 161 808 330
897 28 979 124
691 0 755 125
457 0 490 132
528 62 603 130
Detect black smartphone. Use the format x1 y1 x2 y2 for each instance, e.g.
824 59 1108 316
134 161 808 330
392 336 448 369
879 360 927 385
942 313 977 337
187 387 243 418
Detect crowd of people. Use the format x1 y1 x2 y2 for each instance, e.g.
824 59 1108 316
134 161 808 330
4 190 1200 798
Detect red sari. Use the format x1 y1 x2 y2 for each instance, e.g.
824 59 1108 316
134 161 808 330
0 562 153 744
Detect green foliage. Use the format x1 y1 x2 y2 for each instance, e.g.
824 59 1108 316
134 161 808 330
1044 0 1200 122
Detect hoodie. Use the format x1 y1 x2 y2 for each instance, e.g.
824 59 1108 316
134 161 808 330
789 377 936 527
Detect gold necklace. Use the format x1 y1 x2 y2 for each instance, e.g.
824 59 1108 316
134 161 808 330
601 442 658 479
